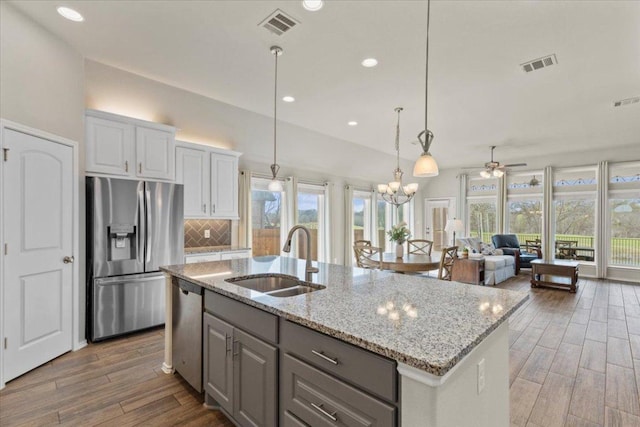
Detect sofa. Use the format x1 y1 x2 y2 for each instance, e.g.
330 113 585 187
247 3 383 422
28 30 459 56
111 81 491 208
457 237 517 285
492 234 542 273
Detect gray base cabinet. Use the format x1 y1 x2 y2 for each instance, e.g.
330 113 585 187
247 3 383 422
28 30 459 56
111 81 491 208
200 289 396 427
203 308 277 427
281 353 396 426
234 328 277 426
203 313 234 414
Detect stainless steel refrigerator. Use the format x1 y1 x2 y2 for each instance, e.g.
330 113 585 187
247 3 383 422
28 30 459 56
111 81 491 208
87 177 184 341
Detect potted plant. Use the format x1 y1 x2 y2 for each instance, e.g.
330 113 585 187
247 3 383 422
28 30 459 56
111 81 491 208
387 222 411 258
462 247 469 259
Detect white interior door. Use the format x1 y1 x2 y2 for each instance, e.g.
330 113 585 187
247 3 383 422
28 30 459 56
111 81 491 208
424 198 456 252
2 128 73 382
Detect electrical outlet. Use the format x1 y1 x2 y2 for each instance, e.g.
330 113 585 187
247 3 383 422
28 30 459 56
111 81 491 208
477 358 486 394
204 229 211 238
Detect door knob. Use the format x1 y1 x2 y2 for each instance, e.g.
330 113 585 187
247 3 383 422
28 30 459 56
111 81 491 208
63 256 74 264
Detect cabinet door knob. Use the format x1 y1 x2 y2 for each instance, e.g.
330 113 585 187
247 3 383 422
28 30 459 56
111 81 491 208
63 255 74 264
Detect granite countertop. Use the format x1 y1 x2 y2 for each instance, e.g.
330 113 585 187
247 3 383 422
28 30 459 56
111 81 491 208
161 256 528 377
184 246 251 255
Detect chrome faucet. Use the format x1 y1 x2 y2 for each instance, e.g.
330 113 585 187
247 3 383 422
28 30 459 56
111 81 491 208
282 225 319 282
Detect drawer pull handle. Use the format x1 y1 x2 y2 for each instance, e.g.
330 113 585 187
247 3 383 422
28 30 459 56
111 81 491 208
310 402 337 422
225 334 231 353
312 350 339 365
233 339 239 357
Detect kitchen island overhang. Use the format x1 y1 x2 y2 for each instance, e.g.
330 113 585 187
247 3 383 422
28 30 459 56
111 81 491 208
161 256 528 427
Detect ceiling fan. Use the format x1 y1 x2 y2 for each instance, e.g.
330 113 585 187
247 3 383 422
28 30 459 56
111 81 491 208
470 146 527 178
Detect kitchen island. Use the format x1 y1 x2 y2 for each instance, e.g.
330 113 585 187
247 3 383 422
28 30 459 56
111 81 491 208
161 256 528 427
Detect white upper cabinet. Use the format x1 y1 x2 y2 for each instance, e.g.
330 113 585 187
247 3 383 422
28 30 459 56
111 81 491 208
176 146 209 217
85 116 134 176
136 126 174 180
211 152 238 219
176 141 241 220
85 110 175 181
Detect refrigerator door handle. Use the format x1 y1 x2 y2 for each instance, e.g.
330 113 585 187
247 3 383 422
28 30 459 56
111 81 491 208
137 189 145 263
95 274 163 285
145 189 152 263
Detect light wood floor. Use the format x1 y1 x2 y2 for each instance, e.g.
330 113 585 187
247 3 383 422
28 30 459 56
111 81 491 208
1 274 640 426
496 273 640 427
0 328 233 426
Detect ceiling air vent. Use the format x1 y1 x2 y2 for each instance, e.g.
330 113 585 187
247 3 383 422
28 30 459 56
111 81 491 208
613 96 640 107
521 54 558 73
259 9 299 36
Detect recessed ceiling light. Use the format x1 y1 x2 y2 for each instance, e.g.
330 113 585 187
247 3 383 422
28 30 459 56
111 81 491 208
302 0 323 11
348 121 358 126
282 96 295 103
361 58 378 68
57 6 84 22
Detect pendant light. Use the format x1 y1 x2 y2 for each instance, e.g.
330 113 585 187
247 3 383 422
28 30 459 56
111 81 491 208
413 0 439 177
268 45 283 192
377 107 419 206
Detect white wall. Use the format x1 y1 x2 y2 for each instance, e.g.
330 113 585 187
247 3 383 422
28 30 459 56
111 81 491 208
0 2 86 349
0 2 84 142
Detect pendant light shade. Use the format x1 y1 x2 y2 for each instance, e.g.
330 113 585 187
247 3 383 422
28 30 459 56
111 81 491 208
413 0 439 178
413 151 439 177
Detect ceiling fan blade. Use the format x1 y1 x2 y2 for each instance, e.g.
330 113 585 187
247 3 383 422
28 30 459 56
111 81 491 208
504 163 527 167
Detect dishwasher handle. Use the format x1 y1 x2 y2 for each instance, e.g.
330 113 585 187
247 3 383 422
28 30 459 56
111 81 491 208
176 279 203 296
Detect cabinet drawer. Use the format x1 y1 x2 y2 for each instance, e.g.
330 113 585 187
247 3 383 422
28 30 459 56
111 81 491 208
185 253 221 264
283 411 309 427
281 320 397 402
281 353 396 427
220 250 251 260
204 291 278 344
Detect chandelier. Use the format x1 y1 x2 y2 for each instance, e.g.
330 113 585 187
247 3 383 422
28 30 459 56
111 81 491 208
377 107 419 206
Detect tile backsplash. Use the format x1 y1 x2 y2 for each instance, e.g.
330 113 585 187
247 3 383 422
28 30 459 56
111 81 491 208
184 219 231 248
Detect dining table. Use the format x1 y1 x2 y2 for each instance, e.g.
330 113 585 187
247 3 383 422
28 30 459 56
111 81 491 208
380 253 441 273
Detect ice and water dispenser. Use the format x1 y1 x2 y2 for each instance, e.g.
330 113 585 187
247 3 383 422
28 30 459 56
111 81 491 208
108 223 137 261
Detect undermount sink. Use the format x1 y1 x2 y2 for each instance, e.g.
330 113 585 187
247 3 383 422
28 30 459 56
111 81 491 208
225 274 325 298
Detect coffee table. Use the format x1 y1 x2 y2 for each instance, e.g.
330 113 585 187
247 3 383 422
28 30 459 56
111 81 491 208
530 259 579 293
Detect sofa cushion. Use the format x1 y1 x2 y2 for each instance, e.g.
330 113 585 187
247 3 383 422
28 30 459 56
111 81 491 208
501 255 515 266
484 256 506 270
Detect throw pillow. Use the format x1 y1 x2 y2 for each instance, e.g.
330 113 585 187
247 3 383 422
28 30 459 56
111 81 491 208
480 242 497 255
468 237 483 253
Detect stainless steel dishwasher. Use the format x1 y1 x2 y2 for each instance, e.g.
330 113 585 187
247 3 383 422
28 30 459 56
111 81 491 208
172 279 203 392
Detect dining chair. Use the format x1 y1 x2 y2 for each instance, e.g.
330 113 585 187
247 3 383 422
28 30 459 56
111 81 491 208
353 242 383 269
438 246 458 280
354 239 372 247
407 239 433 255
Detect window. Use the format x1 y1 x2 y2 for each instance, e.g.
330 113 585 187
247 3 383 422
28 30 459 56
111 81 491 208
377 197 391 251
297 183 329 262
552 168 597 261
352 190 373 245
251 177 286 256
467 177 498 242
506 172 543 243
608 162 640 267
